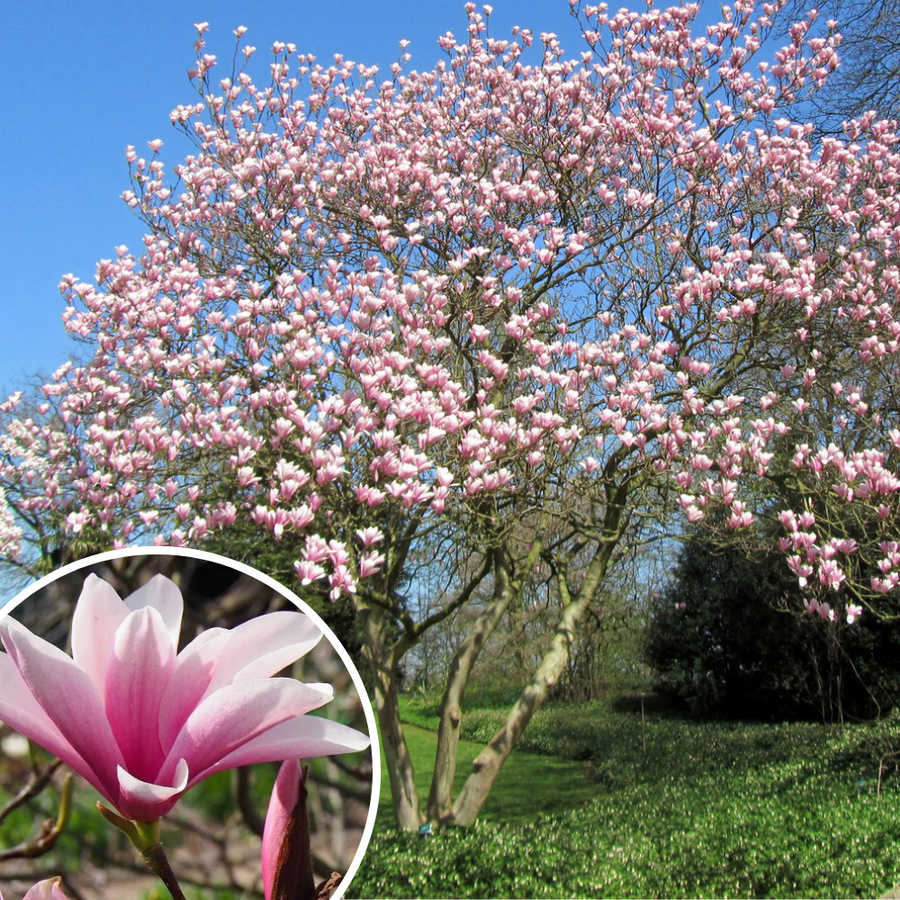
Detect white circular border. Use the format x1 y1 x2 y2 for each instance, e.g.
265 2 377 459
0 545 382 900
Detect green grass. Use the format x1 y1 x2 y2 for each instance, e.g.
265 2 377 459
376 722 597 827
351 696 900 899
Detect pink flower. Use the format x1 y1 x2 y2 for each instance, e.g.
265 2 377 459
0 574 369 822
0 879 68 900
261 759 314 900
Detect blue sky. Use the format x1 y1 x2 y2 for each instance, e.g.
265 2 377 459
1 0 601 397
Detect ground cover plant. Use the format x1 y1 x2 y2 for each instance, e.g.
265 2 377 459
349 694 900 898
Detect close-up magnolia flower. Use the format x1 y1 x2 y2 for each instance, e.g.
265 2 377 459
0 574 370 822
0 878 68 900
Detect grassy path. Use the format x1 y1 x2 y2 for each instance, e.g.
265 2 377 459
375 722 597 827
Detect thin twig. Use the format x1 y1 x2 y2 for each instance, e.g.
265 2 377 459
0 759 62 822
235 765 266 836
0 772 71 862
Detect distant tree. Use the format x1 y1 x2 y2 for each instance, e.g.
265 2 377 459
645 532 900 721
552 593 650 703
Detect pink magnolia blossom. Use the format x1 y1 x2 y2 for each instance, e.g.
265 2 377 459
0 574 369 822
0 879 68 900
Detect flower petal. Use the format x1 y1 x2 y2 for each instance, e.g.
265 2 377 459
157 628 229 750
70 574 128 699
261 759 303 900
159 679 334 786
116 757 189 822
208 611 323 689
192 715 371 784
158 613 322 750
261 759 314 900
0 651 102 794
23 878 69 900
124 574 183 650
104 607 176 781
0 618 124 801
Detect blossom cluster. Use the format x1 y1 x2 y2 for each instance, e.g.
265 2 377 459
0 2 895 617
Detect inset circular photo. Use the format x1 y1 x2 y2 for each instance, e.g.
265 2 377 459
0 548 379 900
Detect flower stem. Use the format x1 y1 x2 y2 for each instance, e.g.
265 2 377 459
140 840 189 900
96 805 187 900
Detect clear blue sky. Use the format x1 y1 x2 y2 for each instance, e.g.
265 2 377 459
1 0 600 397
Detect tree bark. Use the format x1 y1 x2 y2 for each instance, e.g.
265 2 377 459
360 603 423 830
450 541 615 825
427 549 516 822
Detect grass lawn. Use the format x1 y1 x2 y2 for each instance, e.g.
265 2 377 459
351 696 900 899
375 722 597 827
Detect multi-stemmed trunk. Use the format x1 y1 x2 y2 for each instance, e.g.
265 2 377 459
371 491 629 830
451 541 616 824
426 549 520 822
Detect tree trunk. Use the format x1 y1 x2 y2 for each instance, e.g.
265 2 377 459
360 603 423 830
427 551 517 822
450 543 614 825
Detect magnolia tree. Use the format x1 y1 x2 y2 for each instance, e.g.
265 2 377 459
2 0 900 828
